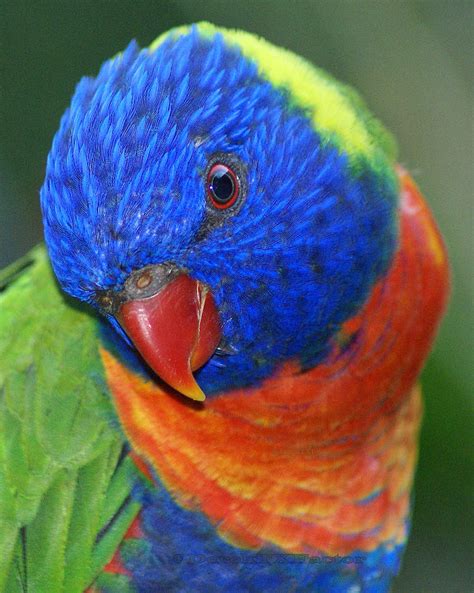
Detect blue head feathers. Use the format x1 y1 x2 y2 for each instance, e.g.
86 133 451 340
40 26 398 394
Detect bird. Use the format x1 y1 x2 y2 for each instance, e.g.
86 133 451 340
0 22 449 593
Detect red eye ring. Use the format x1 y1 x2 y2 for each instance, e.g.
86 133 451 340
207 162 240 209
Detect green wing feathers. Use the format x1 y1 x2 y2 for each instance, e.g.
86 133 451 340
0 246 139 593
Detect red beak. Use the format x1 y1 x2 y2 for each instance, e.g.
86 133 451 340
117 275 221 401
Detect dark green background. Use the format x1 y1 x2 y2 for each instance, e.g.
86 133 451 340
1 2 472 592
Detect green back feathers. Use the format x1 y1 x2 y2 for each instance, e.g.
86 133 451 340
0 247 138 593
151 22 397 182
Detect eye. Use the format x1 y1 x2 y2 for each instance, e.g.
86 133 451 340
207 163 240 209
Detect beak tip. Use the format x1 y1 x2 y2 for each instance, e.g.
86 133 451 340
178 377 207 402
187 390 206 403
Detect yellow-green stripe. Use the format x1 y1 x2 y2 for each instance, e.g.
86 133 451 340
150 22 397 177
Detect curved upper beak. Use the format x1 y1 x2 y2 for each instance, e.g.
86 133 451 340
116 274 221 401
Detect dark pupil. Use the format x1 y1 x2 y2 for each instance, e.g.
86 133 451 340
211 169 234 203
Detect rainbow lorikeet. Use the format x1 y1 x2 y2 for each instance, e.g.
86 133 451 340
0 22 449 593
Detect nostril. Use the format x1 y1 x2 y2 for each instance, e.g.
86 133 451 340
124 263 180 299
135 271 153 290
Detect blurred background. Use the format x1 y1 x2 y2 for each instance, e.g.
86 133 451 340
1 1 472 591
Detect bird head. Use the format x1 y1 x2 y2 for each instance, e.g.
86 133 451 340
40 23 399 401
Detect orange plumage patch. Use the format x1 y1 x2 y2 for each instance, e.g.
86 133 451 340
101 169 449 557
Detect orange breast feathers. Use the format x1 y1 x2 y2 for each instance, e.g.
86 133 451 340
101 167 449 557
